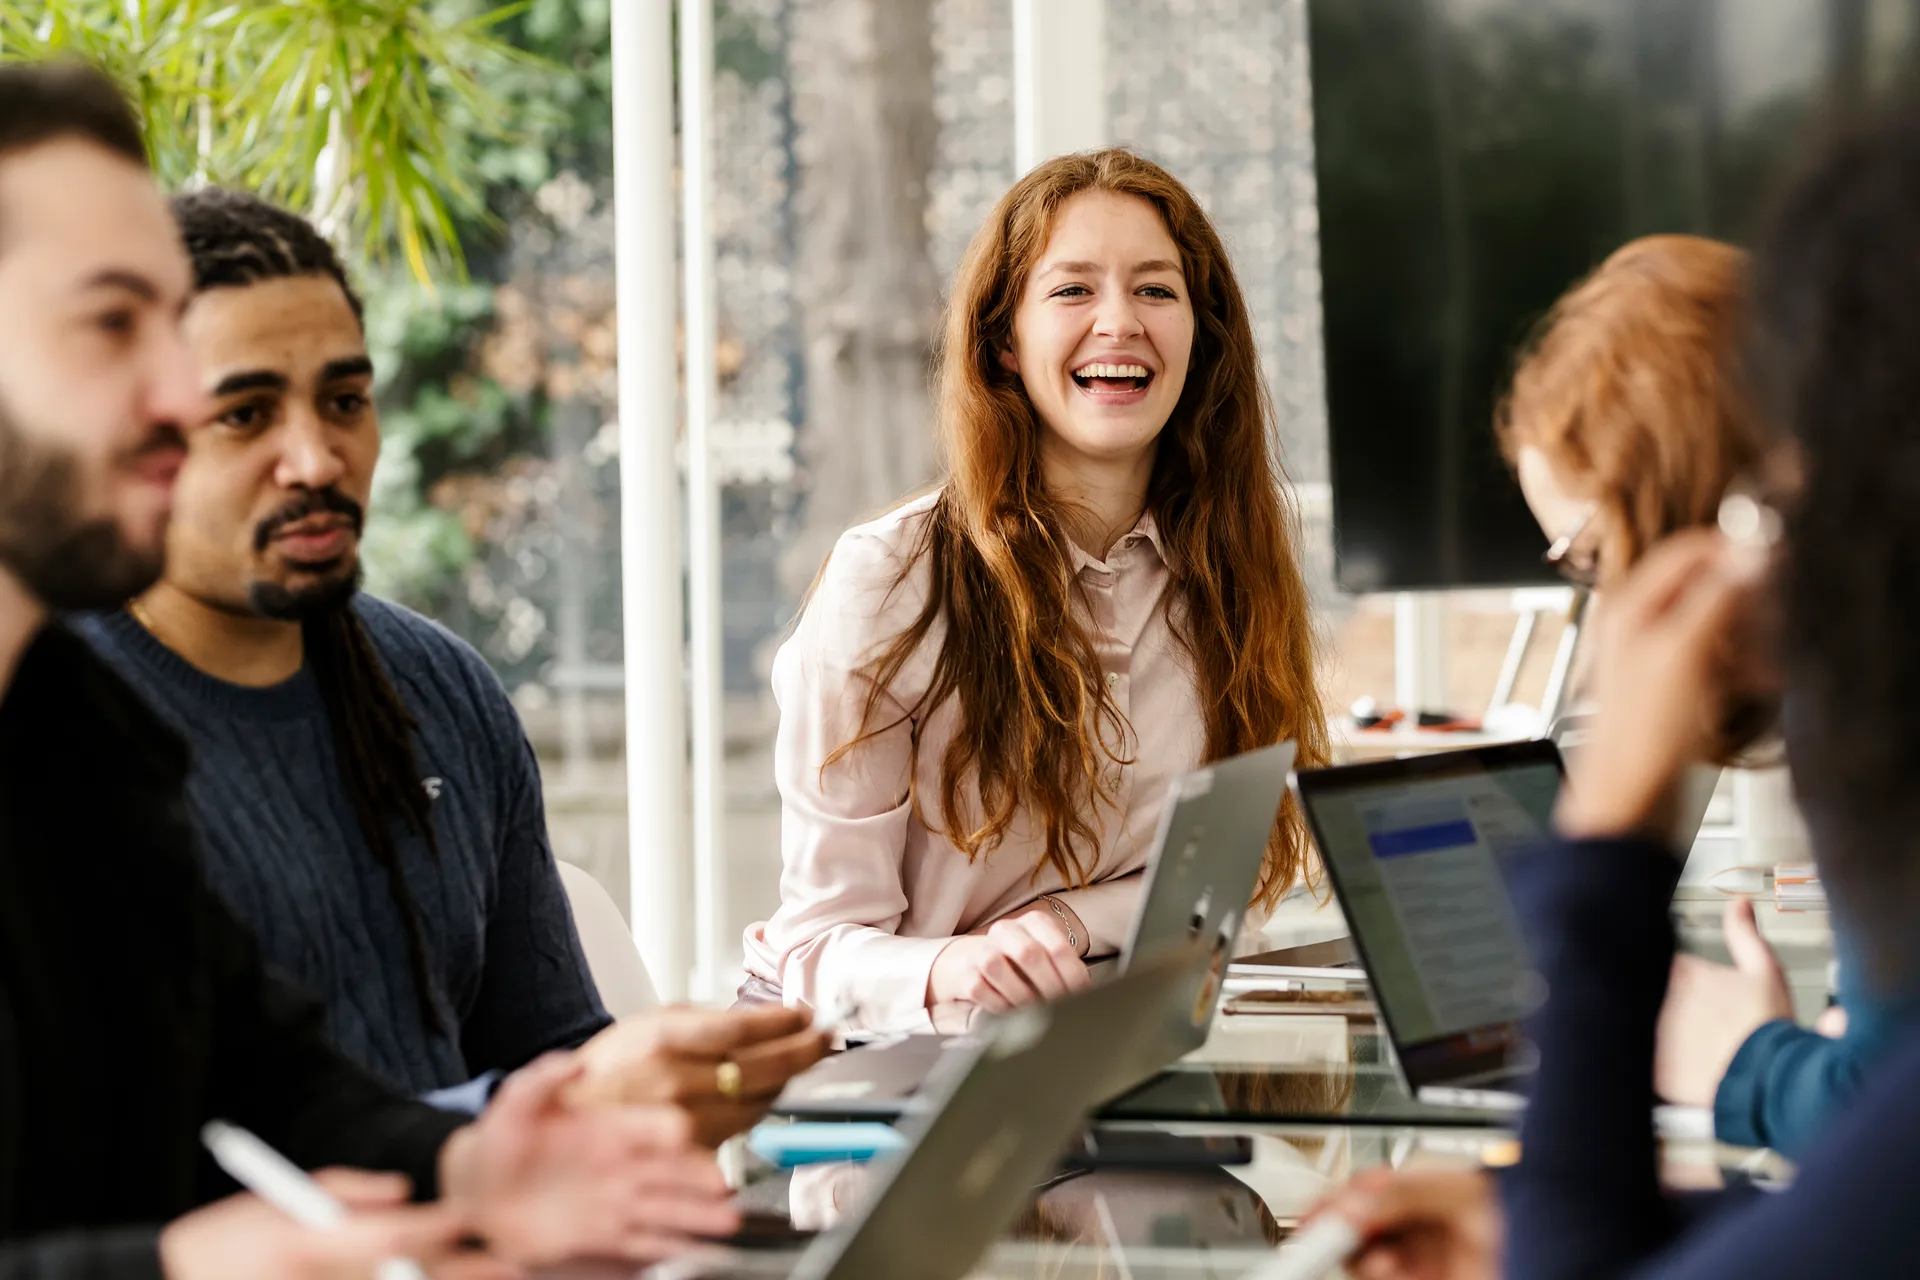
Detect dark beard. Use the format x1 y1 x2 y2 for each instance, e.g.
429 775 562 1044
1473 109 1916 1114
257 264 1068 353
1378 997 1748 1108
248 561 363 621
0 389 170 611
246 485 367 621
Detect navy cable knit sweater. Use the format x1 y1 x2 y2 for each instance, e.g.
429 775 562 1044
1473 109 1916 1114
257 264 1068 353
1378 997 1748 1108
74 597 610 1097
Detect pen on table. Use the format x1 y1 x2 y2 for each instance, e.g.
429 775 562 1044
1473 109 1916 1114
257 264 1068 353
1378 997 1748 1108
200 1120 429 1280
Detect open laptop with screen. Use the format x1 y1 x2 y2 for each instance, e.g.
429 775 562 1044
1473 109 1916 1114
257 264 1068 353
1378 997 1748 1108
1239 726 1720 983
1294 740 1563 1106
774 741 1296 1119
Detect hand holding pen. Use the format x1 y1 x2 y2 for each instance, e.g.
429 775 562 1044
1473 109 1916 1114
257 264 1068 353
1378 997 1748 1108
156 1122 510 1280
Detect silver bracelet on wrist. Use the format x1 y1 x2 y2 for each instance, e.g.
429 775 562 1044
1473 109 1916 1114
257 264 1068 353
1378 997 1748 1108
1040 895 1079 955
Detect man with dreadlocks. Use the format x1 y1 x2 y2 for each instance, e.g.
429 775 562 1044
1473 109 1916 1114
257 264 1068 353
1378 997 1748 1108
76 186 824 1141
0 57 752 1276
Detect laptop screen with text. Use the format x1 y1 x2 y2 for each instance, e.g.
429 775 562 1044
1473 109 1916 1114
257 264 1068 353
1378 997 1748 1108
1299 742 1561 1084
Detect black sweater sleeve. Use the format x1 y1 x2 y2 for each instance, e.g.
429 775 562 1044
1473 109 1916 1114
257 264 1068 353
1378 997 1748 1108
1505 835 1920 1279
0 1227 163 1280
194 867 467 1200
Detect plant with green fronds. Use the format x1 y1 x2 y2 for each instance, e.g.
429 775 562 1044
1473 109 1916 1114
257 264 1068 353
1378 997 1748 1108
0 0 545 281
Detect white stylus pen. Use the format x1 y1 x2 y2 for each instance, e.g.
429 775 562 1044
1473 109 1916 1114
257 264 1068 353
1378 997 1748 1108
1247 1216 1361 1280
200 1121 428 1280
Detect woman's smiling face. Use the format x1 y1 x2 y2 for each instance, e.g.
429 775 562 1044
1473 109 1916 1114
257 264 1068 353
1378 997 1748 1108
1002 189 1195 477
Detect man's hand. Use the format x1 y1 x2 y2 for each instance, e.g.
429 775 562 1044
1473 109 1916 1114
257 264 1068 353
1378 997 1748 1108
1305 1168 1501 1280
1655 897 1794 1106
158 1170 512 1280
440 1053 740 1267
926 911 1092 1012
566 1005 830 1146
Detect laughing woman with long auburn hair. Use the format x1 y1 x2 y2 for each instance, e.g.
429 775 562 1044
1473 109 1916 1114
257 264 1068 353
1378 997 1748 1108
741 149 1330 1029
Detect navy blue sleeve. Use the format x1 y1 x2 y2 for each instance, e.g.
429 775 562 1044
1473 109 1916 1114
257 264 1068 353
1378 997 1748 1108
1505 834 1920 1279
456 713 612 1075
1505 835 1686 1279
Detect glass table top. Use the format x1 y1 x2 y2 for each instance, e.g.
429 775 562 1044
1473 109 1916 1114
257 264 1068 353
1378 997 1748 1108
599 1123 1504 1279
1100 1014 1510 1128
775 1009 1515 1129
576 1114 1759 1280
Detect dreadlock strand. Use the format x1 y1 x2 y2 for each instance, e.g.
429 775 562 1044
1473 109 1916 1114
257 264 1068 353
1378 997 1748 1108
303 608 444 1035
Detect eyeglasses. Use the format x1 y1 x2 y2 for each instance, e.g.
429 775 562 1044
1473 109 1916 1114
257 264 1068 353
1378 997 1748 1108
1543 503 1601 589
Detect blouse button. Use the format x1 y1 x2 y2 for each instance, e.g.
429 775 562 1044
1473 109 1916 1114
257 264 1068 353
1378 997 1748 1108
1105 672 1119 688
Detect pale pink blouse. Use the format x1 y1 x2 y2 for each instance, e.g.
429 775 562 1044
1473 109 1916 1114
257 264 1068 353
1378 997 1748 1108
741 491 1209 1030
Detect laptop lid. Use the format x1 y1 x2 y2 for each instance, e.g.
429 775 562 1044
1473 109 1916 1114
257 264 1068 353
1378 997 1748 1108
1119 740 1297 977
1116 740 1296 1054
791 947 1210 1280
1294 740 1562 1093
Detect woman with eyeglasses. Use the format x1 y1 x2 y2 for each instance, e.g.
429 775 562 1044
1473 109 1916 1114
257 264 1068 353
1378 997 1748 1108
1499 235 1764 594
1316 104 1920 1280
1498 237 1853 1157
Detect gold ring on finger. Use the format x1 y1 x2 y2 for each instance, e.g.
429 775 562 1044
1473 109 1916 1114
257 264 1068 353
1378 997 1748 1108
716 1059 744 1100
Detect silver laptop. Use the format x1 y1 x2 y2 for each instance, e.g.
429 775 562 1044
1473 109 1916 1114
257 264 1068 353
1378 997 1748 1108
1116 740 1299 985
774 742 1296 1118
663 948 1212 1280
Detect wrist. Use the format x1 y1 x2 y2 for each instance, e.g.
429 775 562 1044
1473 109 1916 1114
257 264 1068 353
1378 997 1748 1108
1556 782 1678 843
437 1124 481 1206
924 934 966 1007
1040 895 1089 958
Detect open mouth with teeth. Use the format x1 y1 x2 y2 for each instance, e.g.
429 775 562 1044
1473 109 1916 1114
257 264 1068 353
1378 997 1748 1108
1071 361 1154 392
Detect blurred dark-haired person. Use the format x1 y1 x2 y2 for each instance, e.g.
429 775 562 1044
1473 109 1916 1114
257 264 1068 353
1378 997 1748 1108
74 186 824 1147
0 58 740 1279
1311 98 1920 1280
742 149 1331 1029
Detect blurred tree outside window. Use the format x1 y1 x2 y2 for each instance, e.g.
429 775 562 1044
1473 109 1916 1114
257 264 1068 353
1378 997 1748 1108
0 0 646 901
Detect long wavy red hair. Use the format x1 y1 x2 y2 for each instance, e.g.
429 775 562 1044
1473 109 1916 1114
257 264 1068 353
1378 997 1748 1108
825 149 1330 909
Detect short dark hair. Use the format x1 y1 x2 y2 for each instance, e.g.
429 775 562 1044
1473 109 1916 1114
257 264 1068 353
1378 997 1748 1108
171 187 364 324
0 59 145 167
0 60 146 247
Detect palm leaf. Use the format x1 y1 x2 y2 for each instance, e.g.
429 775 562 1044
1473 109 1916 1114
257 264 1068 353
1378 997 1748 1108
0 0 552 282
